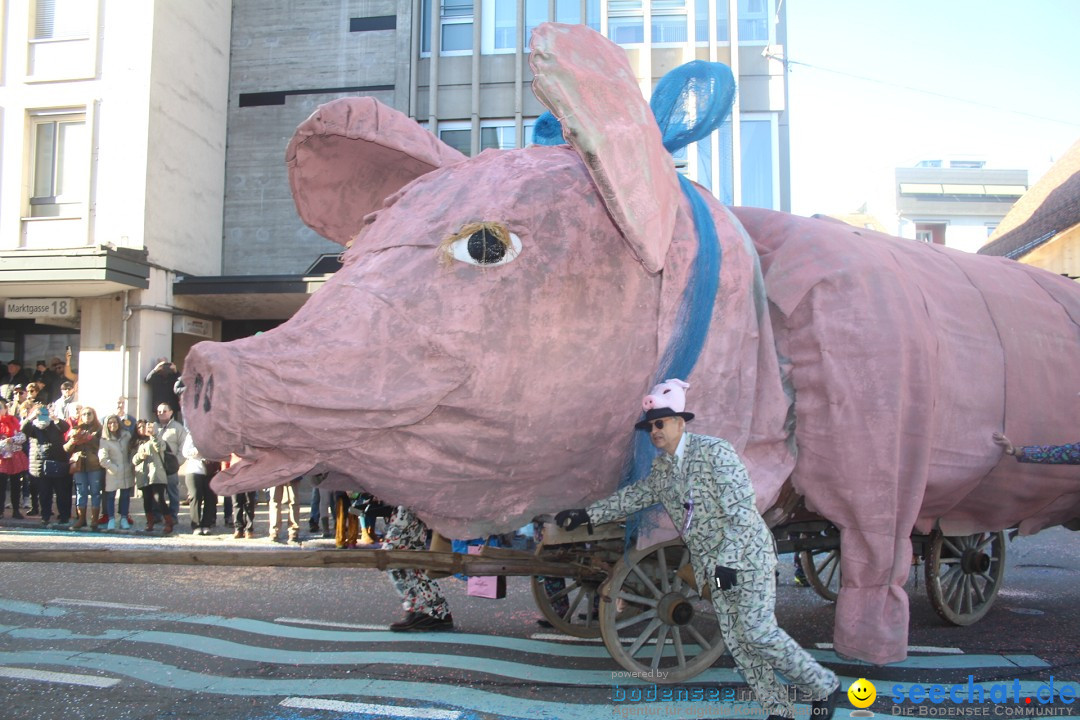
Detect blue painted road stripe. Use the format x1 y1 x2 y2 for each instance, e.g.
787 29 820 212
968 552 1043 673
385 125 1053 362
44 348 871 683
0 599 66 617
0 650 768 720
99 610 1053 670
0 626 745 685
0 651 1071 719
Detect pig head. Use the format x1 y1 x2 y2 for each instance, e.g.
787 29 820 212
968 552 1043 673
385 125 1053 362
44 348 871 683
183 24 792 545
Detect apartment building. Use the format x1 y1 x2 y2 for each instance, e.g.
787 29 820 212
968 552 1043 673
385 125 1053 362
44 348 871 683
895 159 1028 254
0 0 230 417
176 0 791 335
3 0 789 406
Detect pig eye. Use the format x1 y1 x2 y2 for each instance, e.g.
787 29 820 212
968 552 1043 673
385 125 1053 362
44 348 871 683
440 222 521 268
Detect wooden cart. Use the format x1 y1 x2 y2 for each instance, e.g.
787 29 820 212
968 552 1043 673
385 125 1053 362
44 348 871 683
786 517 1007 626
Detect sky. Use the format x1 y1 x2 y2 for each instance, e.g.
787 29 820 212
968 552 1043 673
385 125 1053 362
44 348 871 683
783 0 1080 220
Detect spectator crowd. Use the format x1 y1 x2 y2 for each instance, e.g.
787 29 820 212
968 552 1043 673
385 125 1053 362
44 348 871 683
1 357 381 544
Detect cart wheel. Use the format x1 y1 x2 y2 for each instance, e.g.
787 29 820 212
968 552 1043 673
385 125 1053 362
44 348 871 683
798 546 842 602
531 574 603 638
924 530 1006 625
600 540 727 683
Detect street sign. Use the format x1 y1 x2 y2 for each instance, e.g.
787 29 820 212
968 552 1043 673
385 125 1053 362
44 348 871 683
4 298 76 318
173 315 213 338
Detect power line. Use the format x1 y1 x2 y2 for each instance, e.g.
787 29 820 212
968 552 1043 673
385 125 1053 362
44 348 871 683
771 54 1079 128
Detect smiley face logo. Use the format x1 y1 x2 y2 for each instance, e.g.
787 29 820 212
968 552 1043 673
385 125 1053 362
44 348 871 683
848 678 877 708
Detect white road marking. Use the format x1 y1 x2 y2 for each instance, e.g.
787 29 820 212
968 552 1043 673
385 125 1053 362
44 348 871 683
815 642 963 654
530 632 655 644
274 617 387 630
530 632 604 643
50 598 162 611
0 666 120 688
280 697 462 718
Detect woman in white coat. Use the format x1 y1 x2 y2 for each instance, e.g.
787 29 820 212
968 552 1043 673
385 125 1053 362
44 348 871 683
97 414 135 530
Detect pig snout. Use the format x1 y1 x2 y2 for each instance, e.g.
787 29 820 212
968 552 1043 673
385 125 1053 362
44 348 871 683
181 342 239 460
181 299 472 462
642 390 670 410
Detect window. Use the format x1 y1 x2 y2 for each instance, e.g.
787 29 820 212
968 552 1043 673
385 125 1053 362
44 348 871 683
740 117 774 209
699 119 735 204
523 118 538 145
524 0 548 48
915 223 946 245
651 0 688 44
586 0 600 31
556 0 580 24
421 0 473 54
492 0 515 49
27 0 96 80
608 0 644 44
608 15 644 43
696 0 772 43
29 111 88 218
607 0 693 46
689 115 776 209
439 128 472 155
439 121 532 155
481 125 516 151
483 0 595 52
32 0 93 41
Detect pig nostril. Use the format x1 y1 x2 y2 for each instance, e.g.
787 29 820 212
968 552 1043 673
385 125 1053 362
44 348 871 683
193 373 204 407
203 374 214 412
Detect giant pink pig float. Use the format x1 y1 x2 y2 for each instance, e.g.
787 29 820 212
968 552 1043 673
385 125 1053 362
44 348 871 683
183 23 1080 665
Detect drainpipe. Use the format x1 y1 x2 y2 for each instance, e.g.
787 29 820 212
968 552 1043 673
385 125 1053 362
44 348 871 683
121 290 132 415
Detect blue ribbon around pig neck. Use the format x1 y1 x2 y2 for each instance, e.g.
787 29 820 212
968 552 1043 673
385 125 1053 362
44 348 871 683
626 60 731 498
535 60 734 536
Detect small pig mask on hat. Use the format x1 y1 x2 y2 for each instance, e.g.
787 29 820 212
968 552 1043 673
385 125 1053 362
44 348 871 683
634 378 695 430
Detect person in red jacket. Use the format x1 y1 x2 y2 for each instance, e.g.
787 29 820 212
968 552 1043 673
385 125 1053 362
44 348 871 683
0 401 29 519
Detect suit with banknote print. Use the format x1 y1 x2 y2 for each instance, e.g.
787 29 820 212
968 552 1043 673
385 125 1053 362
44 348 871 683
585 432 838 719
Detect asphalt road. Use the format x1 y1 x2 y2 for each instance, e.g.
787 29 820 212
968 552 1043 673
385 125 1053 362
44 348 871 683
0 508 1077 720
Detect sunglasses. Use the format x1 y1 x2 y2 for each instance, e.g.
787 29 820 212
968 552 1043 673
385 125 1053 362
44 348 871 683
650 419 673 430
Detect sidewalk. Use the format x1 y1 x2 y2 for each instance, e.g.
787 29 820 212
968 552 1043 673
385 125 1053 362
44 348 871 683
0 478 374 551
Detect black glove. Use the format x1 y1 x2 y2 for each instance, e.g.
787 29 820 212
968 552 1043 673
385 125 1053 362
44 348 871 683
554 508 591 532
714 565 738 591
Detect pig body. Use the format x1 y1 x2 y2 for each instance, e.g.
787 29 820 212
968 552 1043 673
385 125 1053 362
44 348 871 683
183 24 1080 665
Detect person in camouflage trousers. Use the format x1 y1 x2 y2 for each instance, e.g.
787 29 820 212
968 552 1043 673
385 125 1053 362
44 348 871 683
556 379 839 720
385 506 454 632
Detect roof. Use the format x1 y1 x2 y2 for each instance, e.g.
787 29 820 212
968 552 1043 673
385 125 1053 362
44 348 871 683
979 137 1080 257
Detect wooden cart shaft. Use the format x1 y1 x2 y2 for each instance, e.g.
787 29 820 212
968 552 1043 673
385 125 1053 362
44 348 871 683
0 546 604 580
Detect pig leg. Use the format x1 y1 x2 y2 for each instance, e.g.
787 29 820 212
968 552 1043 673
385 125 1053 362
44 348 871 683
833 530 914 665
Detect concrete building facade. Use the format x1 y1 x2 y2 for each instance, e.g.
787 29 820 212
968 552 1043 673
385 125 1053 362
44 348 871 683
178 0 791 329
0 0 231 417
895 160 1028 254
4 0 790 411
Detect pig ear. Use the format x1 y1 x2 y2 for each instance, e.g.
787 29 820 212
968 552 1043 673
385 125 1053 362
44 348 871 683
286 97 468 246
529 23 680 273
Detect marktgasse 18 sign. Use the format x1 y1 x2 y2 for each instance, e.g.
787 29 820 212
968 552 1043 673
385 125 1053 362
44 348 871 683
4 298 76 318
